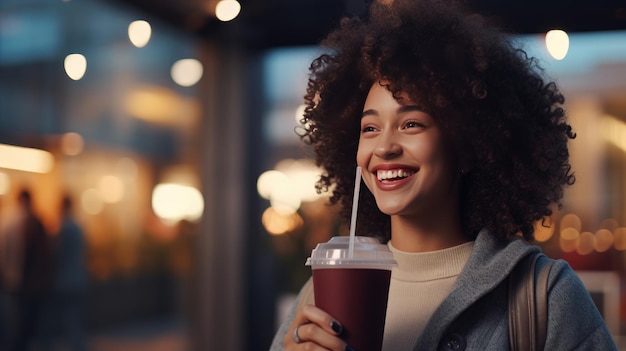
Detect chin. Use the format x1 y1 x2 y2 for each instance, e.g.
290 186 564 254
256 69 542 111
374 201 409 216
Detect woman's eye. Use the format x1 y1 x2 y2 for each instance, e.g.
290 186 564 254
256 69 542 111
361 126 377 133
403 120 426 129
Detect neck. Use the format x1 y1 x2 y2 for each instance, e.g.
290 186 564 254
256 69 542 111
389 213 469 252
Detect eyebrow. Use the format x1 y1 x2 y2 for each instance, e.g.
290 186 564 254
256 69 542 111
361 105 426 118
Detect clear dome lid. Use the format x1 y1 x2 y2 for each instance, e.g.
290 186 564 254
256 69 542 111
306 236 397 270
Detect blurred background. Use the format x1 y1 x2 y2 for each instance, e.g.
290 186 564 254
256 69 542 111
0 0 625 350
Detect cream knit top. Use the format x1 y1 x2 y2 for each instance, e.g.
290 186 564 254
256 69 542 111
382 241 474 351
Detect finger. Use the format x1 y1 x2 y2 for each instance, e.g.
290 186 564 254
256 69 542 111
296 323 351 351
284 324 324 350
299 304 344 336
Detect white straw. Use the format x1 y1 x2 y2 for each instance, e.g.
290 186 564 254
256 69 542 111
348 166 362 258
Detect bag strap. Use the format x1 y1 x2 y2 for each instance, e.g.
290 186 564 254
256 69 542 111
534 256 552 348
508 252 554 351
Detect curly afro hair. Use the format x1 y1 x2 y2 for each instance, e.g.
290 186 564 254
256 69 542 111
298 0 575 243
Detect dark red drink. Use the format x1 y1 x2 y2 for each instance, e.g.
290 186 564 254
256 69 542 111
306 236 396 351
313 268 392 351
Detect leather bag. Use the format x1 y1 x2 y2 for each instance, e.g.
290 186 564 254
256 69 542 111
508 252 555 351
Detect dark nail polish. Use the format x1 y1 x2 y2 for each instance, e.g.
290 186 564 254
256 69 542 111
331 320 343 334
344 344 355 351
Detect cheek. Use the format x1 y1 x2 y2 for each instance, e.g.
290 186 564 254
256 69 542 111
417 134 451 164
356 140 377 190
356 139 368 167
428 144 458 177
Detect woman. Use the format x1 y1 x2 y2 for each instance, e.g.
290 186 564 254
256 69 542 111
270 0 616 350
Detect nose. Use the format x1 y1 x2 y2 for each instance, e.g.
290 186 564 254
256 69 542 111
374 131 402 159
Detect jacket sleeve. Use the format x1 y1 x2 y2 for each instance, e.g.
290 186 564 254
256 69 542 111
543 258 617 350
269 278 314 350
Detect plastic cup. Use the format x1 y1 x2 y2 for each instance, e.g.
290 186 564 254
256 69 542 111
306 236 397 351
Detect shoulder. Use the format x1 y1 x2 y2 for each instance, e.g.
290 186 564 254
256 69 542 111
541 256 590 296
541 256 617 349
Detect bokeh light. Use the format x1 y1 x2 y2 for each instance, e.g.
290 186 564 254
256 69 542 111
0 172 9 195
257 170 289 200
215 0 241 22
595 229 614 253
534 217 555 242
269 183 301 215
275 159 325 202
128 20 151 48
261 207 303 235
614 228 626 251
61 132 84 156
99 175 125 203
115 157 138 180
81 188 104 215
257 159 327 218
0 144 54 173
559 227 579 252
64 53 87 80
171 59 203 87
560 213 582 231
152 183 204 222
545 29 569 60
576 231 596 255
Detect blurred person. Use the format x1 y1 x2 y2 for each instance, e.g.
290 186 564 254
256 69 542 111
0 192 26 295
7 189 54 351
44 195 88 351
0 189 38 349
0 195 19 348
270 0 616 350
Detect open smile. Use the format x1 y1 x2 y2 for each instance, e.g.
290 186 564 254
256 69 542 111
377 169 417 182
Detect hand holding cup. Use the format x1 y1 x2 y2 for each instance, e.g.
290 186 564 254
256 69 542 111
284 304 353 350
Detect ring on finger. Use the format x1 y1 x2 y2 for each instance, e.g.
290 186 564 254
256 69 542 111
292 324 302 344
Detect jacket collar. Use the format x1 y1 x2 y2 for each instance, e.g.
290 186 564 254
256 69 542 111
415 229 538 348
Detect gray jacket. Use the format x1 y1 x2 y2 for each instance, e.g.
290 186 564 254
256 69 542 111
270 230 617 350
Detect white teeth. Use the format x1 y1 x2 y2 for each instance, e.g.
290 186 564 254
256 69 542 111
377 169 415 181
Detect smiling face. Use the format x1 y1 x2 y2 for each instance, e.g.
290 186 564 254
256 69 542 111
357 82 461 220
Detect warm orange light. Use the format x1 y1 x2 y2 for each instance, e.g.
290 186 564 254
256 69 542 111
81 188 104 215
261 207 303 235
595 229 614 253
0 172 9 195
614 228 626 250
124 86 200 126
560 213 581 231
559 227 579 252
61 132 84 156
534 217 555 242
98 175 124 203
0 144 54 173
576 232 596 255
